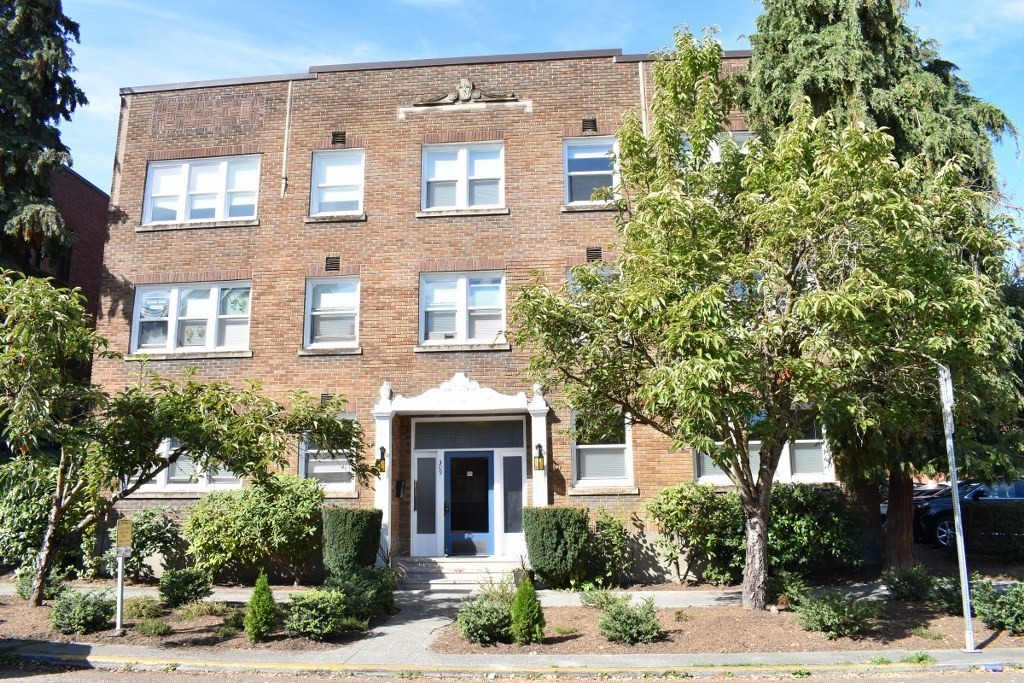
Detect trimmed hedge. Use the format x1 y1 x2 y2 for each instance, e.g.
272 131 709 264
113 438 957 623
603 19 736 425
522 507 590 588
322 508 382 575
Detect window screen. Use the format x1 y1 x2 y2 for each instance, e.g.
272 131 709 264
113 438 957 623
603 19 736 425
415 421 524 450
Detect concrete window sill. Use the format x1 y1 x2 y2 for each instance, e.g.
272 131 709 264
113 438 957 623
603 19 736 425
413 343 511 353
126 350 253 361
560 203 616 213
323 490 359 499
298 347 363 357
136 219 259 232
567 485 640 496
303 213 368 224
415 207 510 219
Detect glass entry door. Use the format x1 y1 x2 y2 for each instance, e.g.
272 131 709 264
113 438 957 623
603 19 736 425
444 451 493 555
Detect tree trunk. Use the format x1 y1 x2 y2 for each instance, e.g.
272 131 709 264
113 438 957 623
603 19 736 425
31 497 65 606
884 469 917 570
741 501 771 610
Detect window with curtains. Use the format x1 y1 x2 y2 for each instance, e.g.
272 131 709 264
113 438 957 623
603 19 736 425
421 142 504 210
419 271 505 345
131 283 251 353
304 277 359 348
572 410 632 486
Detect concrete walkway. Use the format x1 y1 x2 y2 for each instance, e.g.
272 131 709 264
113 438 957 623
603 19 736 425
2 583 1022 678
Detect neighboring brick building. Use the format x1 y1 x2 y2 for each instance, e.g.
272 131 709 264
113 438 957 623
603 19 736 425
1 166 109 318
93 48 834 563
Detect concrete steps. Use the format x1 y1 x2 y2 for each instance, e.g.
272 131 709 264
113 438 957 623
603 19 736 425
393 556 523 589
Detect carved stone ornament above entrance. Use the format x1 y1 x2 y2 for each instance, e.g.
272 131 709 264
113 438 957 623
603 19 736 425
414 78 518 107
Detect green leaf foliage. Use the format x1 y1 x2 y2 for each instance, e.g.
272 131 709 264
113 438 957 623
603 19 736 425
512 27 1019 607
0 0 88 261
588 508 632 588
882 563 934 601
510 578 545 644
457 594 513 645
49 589 114 634
597 597 664 644
244 570 277 643
157 568 211 608
183 475 324 582
323 566 396 619
102 507 183 581
284 588 365 641
522 507 590 588
795 591 886 639
322 507 382 575
973 580 1024 635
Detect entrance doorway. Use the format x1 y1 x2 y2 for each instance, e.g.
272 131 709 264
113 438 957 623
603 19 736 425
444 451 493 555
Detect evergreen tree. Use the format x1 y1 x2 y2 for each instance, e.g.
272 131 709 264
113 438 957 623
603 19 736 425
244 570 277 643
510 577 545 644
0 0 87 266
742 0 1022 569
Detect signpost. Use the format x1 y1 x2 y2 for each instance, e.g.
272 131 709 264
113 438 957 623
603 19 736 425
937 363 978 653
114 519 132 634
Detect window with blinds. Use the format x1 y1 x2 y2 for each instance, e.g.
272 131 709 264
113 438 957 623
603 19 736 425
573 411 630 485
419 271 505 345
305 277 359 348
422 142 504 211
132 283 251 354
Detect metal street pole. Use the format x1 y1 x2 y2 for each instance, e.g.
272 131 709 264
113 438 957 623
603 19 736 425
937 363 978 653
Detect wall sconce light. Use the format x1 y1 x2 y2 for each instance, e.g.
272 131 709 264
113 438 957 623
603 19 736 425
533 443 545 471
376 446 387 473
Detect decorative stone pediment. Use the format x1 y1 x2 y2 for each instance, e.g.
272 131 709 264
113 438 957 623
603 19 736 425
374 372 543 415
414 78 518 107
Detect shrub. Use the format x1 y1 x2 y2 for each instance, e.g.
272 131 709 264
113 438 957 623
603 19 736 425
178 600 232 619
579 588 629 610
931 574 981 616
882 564 934 602
324 566 396 619
183 475 324 582
588 508 632 587
511 578 545 644
14 563 69 601
124 596 163 620
158 568 212 608
598 597 663 644
795 591 885 639
285 589 364 640
973 581 1024 635
767 570 810 607
49 589 115 634
322 507 383 576
457 594 513 644
767 484 860 574
244 571 278 643
135 618 172 636
522 507 590 588
102 508 184 581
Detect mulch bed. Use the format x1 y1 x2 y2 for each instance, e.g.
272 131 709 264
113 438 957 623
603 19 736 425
432 603 1022 655
0 597 377 651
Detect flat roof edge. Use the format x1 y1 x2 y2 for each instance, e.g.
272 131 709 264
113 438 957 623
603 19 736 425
310 48 623 73
616 48 752 63
58 165 109 199
120 72 316 96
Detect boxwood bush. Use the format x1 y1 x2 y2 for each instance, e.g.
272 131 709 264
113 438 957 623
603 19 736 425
322 507 382 575
522 507 590 588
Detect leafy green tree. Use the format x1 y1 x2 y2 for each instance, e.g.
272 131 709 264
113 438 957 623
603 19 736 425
0 0 87 264
512 29 1016 609
0 271 369 605
742 0 1022 569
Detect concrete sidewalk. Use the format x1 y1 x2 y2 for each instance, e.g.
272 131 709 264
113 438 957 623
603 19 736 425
2 585 1021 678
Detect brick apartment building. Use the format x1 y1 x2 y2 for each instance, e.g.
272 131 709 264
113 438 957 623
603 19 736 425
92 48 834 564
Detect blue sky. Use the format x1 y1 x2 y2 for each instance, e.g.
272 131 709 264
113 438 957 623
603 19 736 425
61 0 1024 203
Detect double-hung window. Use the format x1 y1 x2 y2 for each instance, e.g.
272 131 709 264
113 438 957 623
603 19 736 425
129 438 240 490
310 149 364 216
572 410 632 486
790 417 826 477
132 282 251 353
564 137 615 204
143 156 259 224
299 416 357 491
419 272 504 345
422 143 504 210
304 277 359 348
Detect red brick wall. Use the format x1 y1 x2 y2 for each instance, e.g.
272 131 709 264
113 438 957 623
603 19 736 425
94 53 747 537
49 167 110 318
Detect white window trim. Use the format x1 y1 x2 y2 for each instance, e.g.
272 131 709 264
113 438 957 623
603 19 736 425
131 281 252 354
695 433 835 484
299 413 357 492
571 413 634 488
303 276 360 349
142 155 260 225
309 149 365 217
131 439 242 492
421 142 505 211
418 271 506 346
563 136 617 205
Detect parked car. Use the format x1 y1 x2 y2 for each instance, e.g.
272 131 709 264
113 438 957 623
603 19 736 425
913 479 1024 547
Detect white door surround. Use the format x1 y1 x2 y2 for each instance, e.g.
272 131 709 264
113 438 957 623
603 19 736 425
372 373 549 560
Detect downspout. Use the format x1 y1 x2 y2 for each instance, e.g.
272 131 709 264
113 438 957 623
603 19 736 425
638 61 649 135
281 80 293 197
